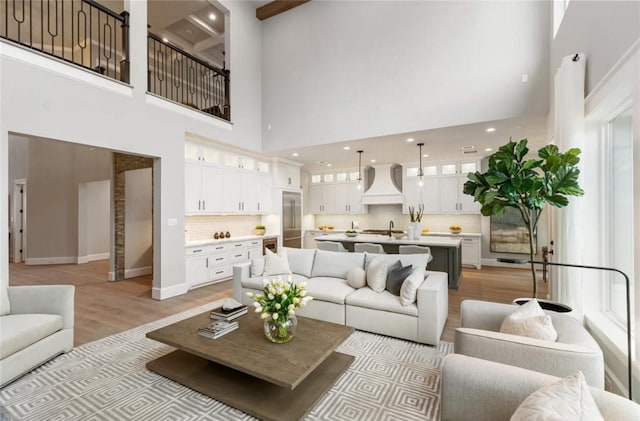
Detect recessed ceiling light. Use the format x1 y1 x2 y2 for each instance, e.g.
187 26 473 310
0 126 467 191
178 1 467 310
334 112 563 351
515 125 522 129
327 163 332 167
185 29 193 34
370 159 376 163
343 146 351 150
406 138 415 143
461 145 475 150
209 13 216 21
486 127 496 133
162 37 169 43
291 152 299 157
423 154 429 158
485 148 493 152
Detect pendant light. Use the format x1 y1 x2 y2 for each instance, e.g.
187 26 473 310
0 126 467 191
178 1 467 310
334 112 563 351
356 150 364 189
417 143 424 187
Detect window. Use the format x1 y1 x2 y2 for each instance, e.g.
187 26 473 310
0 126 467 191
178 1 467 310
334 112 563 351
605 107 634 324
336 172 347 182
323 174 334 183
311 174 322 183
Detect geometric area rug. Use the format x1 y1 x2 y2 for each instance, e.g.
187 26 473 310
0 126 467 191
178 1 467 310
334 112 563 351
0 301 453 421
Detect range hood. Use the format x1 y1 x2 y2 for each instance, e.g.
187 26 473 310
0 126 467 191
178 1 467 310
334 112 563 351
361 164 404 205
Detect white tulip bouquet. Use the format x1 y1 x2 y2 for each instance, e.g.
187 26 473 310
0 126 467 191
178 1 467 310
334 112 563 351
247 276 313 343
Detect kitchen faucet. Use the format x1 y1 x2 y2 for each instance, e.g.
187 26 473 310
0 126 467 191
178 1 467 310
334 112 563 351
388 220 394 238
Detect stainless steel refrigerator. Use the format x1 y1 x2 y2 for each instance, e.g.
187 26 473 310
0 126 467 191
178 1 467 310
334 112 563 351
282 192 302 248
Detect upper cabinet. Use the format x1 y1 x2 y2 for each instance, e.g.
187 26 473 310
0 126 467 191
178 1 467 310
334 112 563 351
403 159 480 214
273 160 302 189
308 170 366 214
184 140 272 215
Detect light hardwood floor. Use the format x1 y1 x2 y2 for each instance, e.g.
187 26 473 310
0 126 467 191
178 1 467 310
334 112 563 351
9 260 547 346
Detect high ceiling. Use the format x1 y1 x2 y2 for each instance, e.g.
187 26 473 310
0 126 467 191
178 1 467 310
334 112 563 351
93 1 550 171
272 114 549 172
97 0 227 68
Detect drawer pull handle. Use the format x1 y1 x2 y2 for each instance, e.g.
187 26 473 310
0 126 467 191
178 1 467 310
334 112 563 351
235 254 242 258
192 249 202 253
216 257 224 261
215 246 223 250
216 270 223 275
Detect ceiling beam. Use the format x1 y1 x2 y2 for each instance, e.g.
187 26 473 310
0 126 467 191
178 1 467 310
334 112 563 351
256 0 311 21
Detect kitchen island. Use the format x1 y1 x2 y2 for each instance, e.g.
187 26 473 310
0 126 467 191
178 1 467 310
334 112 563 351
316 233 462 288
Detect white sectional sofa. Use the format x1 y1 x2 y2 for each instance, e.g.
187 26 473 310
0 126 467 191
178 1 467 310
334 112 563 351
0 284 75 387
232 248 448 345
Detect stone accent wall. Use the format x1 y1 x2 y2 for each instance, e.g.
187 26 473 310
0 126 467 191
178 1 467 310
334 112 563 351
113 153 154 281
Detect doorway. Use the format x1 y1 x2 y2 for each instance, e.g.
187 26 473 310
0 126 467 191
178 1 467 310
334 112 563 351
11 179 27 263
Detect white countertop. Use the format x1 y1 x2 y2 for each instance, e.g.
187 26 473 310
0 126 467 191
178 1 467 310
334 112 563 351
186 234 278 248
316 233 461 247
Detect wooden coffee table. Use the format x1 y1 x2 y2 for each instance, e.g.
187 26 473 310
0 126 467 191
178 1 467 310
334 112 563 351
146 311 355 421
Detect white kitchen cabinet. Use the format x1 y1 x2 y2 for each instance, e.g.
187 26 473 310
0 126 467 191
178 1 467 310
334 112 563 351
185 246 210 287
346 182 364 213
185 162 223 214
304 231 328 249
334 183 362 213
223 168 243 212
460 237 481 269
440 176 479 213
273 161 301 188
186 239 264 288
185 141 221 164
404 177 442 213
309 183 337 213
309 184 324 213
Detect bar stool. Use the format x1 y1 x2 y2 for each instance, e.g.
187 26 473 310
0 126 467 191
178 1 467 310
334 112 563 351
399 245 433 264
317 241 348 252
354 243 385 254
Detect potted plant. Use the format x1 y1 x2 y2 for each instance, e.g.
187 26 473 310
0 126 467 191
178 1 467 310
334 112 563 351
254 225 266 236
463 138 583 299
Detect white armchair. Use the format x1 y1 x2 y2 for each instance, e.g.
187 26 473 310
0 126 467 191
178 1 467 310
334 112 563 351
441 354 640 421
454 300 604 388
0 285 75 386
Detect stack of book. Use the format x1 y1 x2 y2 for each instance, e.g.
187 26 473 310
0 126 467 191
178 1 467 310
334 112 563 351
198 320 239 340
210 305 248 321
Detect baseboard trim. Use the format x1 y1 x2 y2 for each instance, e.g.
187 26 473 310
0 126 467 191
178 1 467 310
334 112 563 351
26 256 76 265
77 253 110 264
124 266 152 279
152 283 189 300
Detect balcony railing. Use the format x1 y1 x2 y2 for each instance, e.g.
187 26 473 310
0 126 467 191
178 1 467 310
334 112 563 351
0 0 129 83
148 33 230 121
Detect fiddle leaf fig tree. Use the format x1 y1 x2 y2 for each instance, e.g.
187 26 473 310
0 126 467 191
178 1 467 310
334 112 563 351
463 138 584 298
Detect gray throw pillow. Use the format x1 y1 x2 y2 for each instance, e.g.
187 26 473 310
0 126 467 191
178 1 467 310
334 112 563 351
386 264 413 296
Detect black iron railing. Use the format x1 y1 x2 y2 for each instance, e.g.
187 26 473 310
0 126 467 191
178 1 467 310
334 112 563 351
0 0 129 83
148 33 230 121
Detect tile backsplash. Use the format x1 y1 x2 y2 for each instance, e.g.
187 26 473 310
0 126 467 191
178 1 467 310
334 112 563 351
313 204 481 233
185 215 262 241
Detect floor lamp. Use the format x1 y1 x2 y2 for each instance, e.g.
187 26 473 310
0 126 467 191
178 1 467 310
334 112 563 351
499 258 633 401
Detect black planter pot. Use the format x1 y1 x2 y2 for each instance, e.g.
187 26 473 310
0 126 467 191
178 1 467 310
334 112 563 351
512 298 573 313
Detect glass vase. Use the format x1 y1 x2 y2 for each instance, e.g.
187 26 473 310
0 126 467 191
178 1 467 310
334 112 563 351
263 314 297 344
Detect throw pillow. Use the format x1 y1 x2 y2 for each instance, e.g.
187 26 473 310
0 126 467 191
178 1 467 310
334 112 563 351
366 256 388 293
510 371 603 421
386 264 413 296
346 267 367 289
500 299 558 342
250 256 265 277
263 248 292 276
400 268 426 306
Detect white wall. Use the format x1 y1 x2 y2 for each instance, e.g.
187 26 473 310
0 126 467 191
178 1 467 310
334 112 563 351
261 0 550 151
124 168 152 276
0 0 263 298
25 137 111 263
84 180 111 258
7 135 28 261
552 1 640 95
